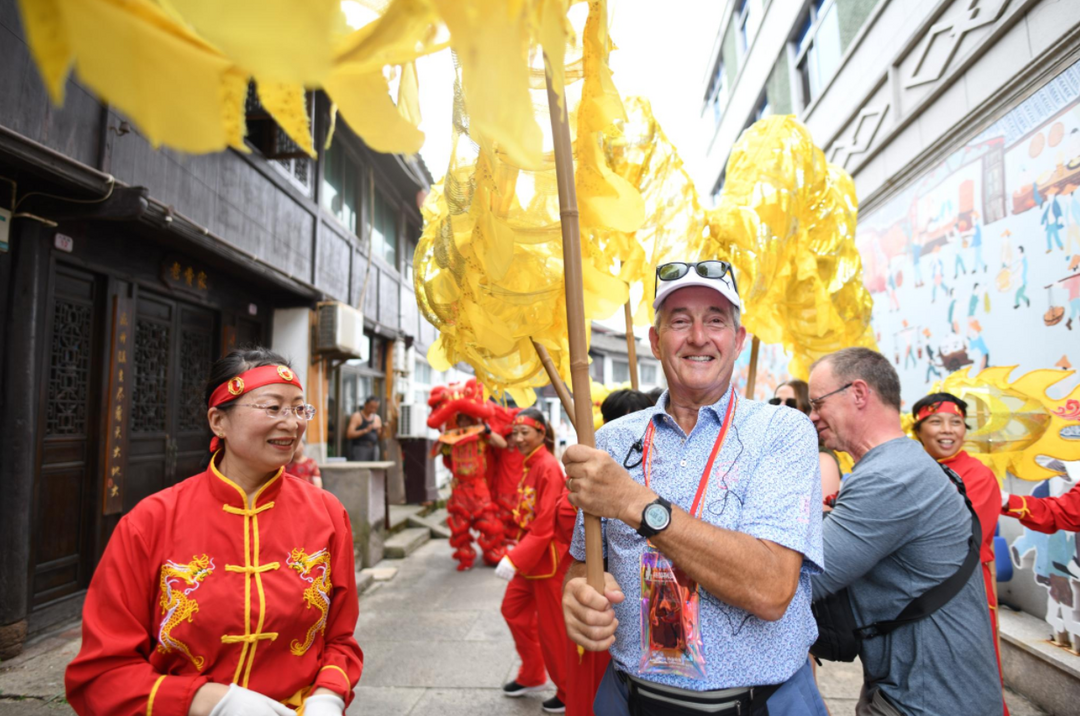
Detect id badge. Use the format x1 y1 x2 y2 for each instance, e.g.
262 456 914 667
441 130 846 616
638 545 706 679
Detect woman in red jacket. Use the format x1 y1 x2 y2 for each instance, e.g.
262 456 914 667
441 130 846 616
912 391 1007 714
65 348 362 716
495 408 570 713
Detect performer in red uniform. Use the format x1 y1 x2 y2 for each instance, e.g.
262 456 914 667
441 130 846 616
65 348 362 716
495 408 570 713
428 379 506 571
488 405 525 550
912 392 1008 715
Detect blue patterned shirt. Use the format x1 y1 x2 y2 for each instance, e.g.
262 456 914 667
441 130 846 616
570 387 823 691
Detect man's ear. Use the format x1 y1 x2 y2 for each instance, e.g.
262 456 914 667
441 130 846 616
851 380 872 407
649 325 661 360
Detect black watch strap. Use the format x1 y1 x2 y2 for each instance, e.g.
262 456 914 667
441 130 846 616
636 497 672 539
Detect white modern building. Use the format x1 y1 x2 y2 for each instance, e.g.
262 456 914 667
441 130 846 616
697 1 1080 711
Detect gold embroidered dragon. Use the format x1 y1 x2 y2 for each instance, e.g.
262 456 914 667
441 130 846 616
157 554 215 669
287 547 332 656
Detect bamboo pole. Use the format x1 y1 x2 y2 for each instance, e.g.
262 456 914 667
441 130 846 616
745 335 761 399
545 58 604 594
624 301 639 390
531 339 576 431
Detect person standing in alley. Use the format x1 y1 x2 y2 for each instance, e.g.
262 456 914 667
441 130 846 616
496 408 571 714
347 397 382 462
65 347 361 716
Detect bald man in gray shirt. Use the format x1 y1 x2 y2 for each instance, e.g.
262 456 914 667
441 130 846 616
808 349 1002 716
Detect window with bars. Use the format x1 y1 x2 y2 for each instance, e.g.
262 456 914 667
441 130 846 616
793 0 842 109
704 60 728 128
736 0 762 57
640 362 658 385
612 359 631 384
372 190 398 267
321 140 361 234
245 84 314 193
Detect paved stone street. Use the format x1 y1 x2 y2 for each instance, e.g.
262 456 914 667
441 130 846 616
0 537 1050 715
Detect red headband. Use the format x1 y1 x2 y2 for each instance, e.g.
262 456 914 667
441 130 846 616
513 415 544 431
915 400 963 423
208 364 303 452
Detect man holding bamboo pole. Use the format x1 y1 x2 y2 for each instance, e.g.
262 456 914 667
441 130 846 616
560 261 827 715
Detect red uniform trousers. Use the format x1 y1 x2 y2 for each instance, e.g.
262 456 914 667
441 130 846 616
501 572 568 701
563 643 609 716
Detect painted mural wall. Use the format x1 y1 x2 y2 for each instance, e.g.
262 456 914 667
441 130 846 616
853 60 1080 643
858 60 1080 407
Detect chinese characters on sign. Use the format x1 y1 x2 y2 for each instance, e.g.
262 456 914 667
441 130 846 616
162 256 210 295
103 296 133 515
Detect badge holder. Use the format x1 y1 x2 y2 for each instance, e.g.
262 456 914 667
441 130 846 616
638 546 705 679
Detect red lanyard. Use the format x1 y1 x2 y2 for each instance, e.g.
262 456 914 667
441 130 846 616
641 394 738 519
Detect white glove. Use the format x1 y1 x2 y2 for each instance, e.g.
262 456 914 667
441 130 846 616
1001 491 1011 509
302 693 346 716
208 684 294 716
494 555 516 581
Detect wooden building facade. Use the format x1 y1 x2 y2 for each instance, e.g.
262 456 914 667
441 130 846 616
0 0 434 657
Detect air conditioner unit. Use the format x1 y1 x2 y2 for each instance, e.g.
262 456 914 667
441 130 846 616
315 301 367 359
397 403 429 439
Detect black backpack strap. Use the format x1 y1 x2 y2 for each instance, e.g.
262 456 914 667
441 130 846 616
854 464 982 640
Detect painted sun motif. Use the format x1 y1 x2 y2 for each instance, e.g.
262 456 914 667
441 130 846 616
930 366 1080 481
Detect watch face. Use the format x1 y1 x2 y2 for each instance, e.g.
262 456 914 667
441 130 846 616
644 503 670 531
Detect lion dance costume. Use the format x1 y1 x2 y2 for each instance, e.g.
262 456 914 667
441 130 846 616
428 379 515 570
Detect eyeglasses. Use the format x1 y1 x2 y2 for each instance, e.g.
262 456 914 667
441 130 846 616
655 261 738 296
237 403 317 421
808 383 853 411
768 397 798 408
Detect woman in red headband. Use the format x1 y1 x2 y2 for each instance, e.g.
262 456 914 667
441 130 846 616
912 391 1007 714
66 348 362 716
496 407 571 714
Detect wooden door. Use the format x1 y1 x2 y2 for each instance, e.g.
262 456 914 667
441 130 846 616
126 292 218 509
32 265 104 607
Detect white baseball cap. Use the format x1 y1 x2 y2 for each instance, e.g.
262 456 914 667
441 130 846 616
652 261 741 311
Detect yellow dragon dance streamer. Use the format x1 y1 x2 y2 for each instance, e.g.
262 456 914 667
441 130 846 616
17 0 586 167
707 115 877 379
601 97 711 327
918 367 1080 482
414 0 639 407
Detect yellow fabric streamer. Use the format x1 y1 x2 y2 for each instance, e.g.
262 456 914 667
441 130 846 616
415 0 632 403
707 115 877 378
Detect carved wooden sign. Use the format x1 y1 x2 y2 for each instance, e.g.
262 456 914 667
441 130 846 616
103 295 133 514
161 255 210 297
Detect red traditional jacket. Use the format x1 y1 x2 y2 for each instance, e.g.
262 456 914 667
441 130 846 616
508 445 568 579
1002 479 1080 533
65 459 362 716
940 450 1001 562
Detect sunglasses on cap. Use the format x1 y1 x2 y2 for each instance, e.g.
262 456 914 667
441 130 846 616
768 397 798 408
655 261 738 297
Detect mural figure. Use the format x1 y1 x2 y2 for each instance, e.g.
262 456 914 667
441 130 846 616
1050 254 1080 331
1043 186 1065 254
931 245 949 303
1012 245 1031 309
966 318 990 370
970 211 988 273
1068 184 1080 253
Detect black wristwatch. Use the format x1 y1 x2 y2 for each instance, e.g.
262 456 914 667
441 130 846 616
636 497 673 539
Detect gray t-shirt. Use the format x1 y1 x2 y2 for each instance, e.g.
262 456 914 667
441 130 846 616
812 437 1002 716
